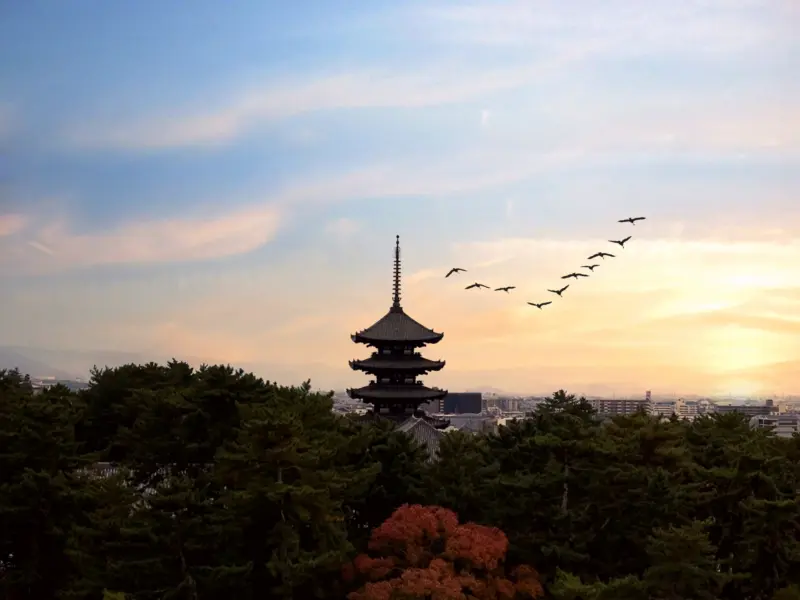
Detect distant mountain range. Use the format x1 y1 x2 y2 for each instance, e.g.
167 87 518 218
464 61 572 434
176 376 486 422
2 345 794 398
0 346 148 379
0 347 75 379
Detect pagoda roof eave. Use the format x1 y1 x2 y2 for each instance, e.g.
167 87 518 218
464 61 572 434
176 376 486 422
349 358 445 372
351 307 443 345
352 333 443 346
347 385 448 402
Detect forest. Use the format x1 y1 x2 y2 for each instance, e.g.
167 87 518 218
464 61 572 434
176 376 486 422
2 361 800 600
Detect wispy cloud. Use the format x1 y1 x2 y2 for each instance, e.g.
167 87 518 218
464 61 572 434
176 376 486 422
0 103 13 139
324 217 361 240
7 119 799 275
0 214 25 237
4 230 798 394
8 204 282 271
64 51 592 151
410 0 788 54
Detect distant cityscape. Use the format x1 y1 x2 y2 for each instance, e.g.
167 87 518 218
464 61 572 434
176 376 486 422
13 373 800 441
330 389 800 439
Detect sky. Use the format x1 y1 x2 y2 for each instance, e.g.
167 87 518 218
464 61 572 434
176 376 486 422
1 0 799 397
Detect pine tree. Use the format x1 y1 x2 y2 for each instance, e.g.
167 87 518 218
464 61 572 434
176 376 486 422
208 382 374 599
340 418 428 551
0 372 87 599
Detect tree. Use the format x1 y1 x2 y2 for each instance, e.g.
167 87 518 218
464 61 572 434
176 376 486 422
343 504 543 599
0 371 88 599
207 381 377 599
341 418 430 550
483 390 601 576
422 430 498 527
551 520 731 600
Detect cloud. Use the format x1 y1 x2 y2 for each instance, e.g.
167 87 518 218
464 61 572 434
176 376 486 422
9 103 800 275
64 49 594 151
0 104 13 139
3 230 798 394
324 217 361 240
10 204 282 271
0 214 25 237
411 0 787 54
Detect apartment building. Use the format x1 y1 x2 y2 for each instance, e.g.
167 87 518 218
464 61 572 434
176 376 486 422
589 397 652 416
750 414 800 438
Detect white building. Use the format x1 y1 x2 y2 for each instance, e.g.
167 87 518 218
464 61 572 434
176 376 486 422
750 414 800 438
589 397 652 416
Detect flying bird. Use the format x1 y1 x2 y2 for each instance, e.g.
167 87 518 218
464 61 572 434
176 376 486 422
528 301 552 309
609 236 632 248
582 264 599 271
588 252 615 259
562 272 588 279
547 285 569 296
619 217 646 225
446 267 467 277
465 282 489 290
495 286 516 292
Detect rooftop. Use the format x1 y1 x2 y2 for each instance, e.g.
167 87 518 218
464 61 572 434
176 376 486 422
351 235 443 345
348 383 448 402
349 355 445 372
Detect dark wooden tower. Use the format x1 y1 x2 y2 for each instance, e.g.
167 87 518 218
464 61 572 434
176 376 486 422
348 235 448 421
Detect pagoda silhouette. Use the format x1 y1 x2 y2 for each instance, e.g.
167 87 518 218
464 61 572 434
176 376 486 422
348 236 449 429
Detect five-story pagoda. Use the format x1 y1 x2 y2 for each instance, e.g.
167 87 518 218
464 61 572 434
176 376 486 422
348 236 448 422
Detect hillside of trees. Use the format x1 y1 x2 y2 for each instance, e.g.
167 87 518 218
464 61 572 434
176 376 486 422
2 361 800 599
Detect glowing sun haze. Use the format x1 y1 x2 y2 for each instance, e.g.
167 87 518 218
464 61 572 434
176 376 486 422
1 0 798 396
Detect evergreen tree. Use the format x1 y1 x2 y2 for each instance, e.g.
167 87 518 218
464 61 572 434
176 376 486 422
341 418 428 551
0 372 87 599
208 382 374 599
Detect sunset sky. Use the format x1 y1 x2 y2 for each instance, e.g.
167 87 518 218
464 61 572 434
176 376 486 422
1 1 798 396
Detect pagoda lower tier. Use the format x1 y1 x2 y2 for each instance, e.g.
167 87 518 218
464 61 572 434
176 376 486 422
347 382 448 403
349 353 445 375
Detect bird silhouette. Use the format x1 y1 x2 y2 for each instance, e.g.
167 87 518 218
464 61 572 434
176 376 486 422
609 235 632 248
619 217 646 225
495 286 516 292
588 252 615 259
446 267 467 277
548 285 569 296
465 282 489 290
561 272 588 279
528 301 552 309
582 264 599 271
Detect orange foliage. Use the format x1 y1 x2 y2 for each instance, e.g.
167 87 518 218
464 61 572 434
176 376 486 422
344 504 543 600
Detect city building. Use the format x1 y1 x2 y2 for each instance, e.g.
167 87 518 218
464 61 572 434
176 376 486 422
439 414 498 433
348 236 450 451
651 398 701 420
750 414 800 438
443 392 482 414
589 397 652 416
713 403 775 417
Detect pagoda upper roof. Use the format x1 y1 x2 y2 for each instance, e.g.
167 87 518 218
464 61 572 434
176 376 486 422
349 356 445 372
347 383 448 402
352 306 443 345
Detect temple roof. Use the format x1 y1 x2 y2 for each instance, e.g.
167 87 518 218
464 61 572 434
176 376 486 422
396 416 446 460
349 356 445 372
352 307 444 345
351 235 443 345
347 384 448 402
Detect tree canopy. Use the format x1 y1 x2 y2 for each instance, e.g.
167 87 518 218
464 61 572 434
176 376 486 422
2 364 800 599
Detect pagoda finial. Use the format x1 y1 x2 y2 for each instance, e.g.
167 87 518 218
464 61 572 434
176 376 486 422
392 234 402 309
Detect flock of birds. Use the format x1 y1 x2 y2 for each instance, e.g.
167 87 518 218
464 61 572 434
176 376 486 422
444 216 646 309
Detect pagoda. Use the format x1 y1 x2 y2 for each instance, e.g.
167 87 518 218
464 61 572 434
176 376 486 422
348 236 449 424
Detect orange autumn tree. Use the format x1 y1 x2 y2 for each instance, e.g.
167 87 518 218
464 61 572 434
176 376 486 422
343 504 543 599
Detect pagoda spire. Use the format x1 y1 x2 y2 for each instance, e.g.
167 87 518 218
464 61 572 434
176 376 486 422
392 234 402 310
